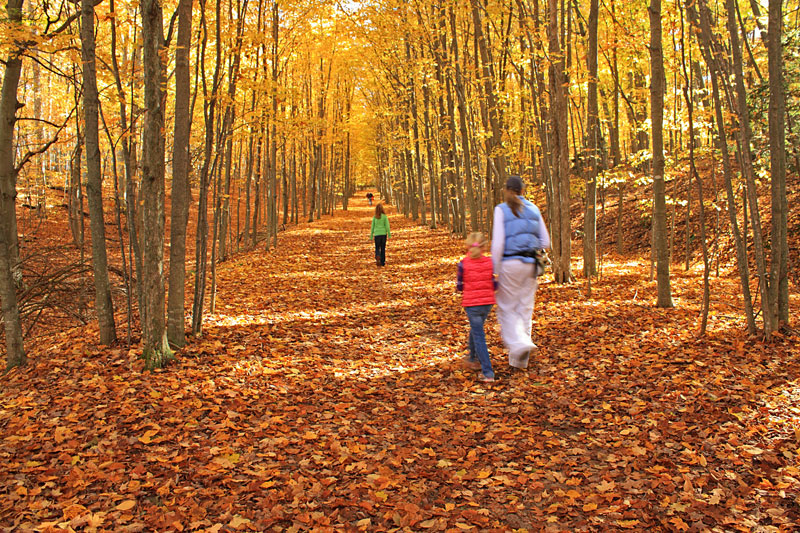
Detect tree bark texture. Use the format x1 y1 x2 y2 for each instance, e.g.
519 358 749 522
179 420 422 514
140 0 173 367
0 0 26 369
167 0 193 347
82 0 117 345
724 0 773 334
689 0 756 334
767 0 789 327
583 0 599 278
649 0 673 307
548 0 571 283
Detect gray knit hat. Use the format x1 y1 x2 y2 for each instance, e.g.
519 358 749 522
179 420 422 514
505 175 524 193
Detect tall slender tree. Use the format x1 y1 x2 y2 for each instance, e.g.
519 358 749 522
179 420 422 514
583 0 599 278
471 0 508 207
140 0 173 367
725 0 771 333
649 0 673 307
81 0 117 345
548 0 571 283
688 0 756 333
678 3 709 333
767 0 789 328
0 0 26 369
193 0 224 336
167 0 193 348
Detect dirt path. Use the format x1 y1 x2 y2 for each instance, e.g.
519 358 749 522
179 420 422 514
1 195 798 531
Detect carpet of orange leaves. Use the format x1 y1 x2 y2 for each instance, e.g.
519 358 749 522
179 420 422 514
1 194 799 532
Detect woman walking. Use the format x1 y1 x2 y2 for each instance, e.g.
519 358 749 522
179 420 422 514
370 203 391 266
490 176 550 370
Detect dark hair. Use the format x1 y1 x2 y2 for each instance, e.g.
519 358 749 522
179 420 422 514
506 176 524 217
374 203 385 218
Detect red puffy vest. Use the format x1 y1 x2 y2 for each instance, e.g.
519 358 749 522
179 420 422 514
460 255 496 307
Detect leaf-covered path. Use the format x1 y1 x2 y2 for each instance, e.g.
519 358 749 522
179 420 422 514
2 197 799 532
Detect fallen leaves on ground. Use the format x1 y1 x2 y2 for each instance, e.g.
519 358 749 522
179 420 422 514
1 196 799 532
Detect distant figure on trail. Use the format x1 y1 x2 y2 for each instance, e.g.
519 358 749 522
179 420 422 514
366 192 374 206
370 203 390 267
491 176 550 371
457 232 497 383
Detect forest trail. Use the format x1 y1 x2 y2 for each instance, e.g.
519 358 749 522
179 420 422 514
203 196 464 384
2 195 799 531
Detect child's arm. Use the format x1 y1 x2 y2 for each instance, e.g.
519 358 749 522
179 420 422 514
369 217 375 239
492 264 498 290
385 216 391 239
456 261 464 292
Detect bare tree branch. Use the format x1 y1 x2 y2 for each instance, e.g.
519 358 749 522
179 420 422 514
15 106 76 173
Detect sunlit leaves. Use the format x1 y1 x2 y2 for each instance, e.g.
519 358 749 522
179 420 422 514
1 198 799 530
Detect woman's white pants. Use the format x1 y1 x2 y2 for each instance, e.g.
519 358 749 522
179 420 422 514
496 259 538 368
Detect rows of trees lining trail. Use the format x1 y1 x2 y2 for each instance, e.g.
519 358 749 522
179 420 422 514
2 0 366 369
358 0 791 335
0 0 793 370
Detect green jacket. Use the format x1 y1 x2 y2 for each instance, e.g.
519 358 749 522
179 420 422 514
370 214 391 239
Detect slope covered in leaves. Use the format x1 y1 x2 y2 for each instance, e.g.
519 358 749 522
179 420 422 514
1 196 799 532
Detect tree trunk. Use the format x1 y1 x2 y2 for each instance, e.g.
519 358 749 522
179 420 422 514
270 1 279 247
548 0 571 283
668 170 678 260
252 131 263 243
244 116 254 242
82 0 117 345
102 107 133 347
0 0 25 369
684 174 691 269
109 0 143 317
583 0 599 278
610 0 621 166
166 0 192 348
450 8 477 232
725 0 773 335
291 139 298 222
68 134 85 252
649 0 673 307
767 0 789 327
431 26 452 230
141 0 172 367
689 0 755 333
308 141 317 223
421 77 438 229
193 0 223 336
679 3 709 334
407 42 426 226
210 158 221 313
282 134 289 223
30 2 44 196
616 183 624 253
471 0 508 205
300 141 307 218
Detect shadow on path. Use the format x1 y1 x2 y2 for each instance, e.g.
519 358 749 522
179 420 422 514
1 194 799 531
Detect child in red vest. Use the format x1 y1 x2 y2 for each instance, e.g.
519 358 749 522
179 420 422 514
457 232 497 382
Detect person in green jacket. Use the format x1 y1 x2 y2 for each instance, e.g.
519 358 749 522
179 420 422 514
370 203 391 266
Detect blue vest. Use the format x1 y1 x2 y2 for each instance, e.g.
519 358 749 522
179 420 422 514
501 198 542 263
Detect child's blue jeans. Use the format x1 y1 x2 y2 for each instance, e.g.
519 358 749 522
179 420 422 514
465 304 494 379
